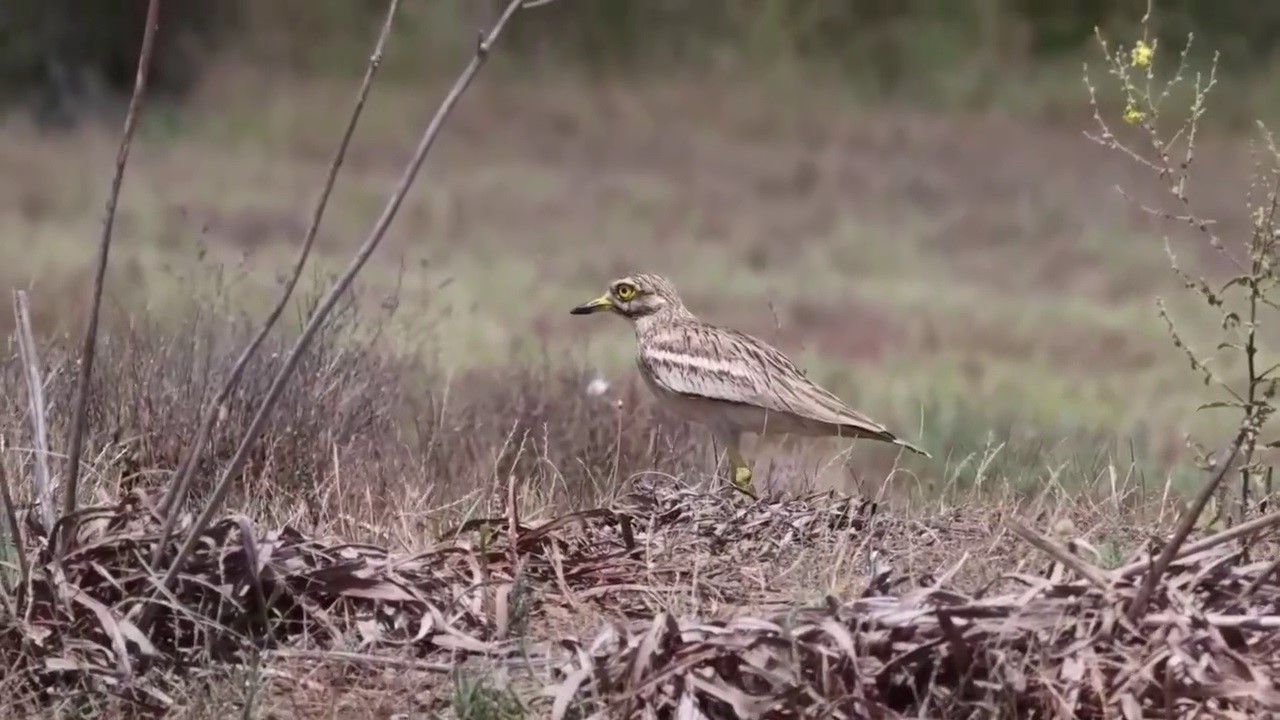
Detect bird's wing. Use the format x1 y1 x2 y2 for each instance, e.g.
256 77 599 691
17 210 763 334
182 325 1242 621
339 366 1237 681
638 322 895 437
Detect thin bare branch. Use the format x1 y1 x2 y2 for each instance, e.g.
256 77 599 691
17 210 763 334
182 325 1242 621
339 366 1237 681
138 0 534 633
271 647 561 674
60 0 163 548
1127 433 1241 621
1006 518 1110 591
1116 505 1280 580
149 0 404 569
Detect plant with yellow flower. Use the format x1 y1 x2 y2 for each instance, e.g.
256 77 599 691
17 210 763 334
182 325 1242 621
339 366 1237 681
1085 0 1280 566
1130 39 1154 69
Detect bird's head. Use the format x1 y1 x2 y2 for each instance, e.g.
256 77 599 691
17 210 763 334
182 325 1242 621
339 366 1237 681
569 273 686 321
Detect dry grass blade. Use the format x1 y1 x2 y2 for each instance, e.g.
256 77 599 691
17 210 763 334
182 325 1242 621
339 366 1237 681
150 0 404 569
11 291 54 533
61 0 162 542
0 441 23 616
138 0 534 635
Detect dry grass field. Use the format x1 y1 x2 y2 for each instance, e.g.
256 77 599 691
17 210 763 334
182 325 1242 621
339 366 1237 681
2 10 1280 717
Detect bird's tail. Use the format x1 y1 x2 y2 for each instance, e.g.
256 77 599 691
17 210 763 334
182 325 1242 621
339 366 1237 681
891 436 931 459
837 421 931 459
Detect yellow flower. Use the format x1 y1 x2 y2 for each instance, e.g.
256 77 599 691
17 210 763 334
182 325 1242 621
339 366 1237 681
1131 40 1153 69
1123 103 1144 125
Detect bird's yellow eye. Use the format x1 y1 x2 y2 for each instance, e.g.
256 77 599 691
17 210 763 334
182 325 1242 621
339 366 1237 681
614 283 636 301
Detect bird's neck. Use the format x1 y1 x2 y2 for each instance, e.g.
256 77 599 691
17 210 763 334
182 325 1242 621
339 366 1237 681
633 306 695 337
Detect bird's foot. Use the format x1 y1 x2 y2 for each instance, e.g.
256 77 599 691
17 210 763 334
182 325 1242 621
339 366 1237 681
728 466 759 501
723 444 757 498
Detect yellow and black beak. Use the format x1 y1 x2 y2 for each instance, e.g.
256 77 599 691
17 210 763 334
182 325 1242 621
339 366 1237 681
570 293 615 315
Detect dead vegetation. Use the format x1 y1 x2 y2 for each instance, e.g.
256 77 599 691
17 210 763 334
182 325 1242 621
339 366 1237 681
0 473 881 712
552 525 1280 718
3 460 1280 717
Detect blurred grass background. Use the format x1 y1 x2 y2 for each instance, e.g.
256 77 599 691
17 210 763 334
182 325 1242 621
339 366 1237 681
1 0 1276 501
8 1 1280 123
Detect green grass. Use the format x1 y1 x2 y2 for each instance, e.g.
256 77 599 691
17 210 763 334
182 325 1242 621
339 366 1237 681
0 64 1263 501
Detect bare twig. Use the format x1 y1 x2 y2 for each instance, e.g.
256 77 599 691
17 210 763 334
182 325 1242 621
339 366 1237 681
1244 554 1280 599
268 648 558 672
138 0 535 632
149 0 403 569
1127 434 1242 621
507 472 520 574
1116 505 1280 580
13 291 55 533
1006 518 1110 591
270 649 455 673
60 0 162 548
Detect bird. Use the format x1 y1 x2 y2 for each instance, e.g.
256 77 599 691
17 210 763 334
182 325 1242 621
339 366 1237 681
569 272 929 493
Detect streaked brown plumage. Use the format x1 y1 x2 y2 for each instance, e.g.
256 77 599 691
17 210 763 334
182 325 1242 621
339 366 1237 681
570 273 929 491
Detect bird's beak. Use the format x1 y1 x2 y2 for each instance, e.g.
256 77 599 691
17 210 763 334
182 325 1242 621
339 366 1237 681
570 293 614 315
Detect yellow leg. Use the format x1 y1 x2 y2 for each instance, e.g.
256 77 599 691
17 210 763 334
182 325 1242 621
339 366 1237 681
725 440 754 491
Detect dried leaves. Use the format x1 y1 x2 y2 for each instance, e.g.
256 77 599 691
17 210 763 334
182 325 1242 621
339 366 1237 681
1 475 1278 718
547 508 1280 719
0 475 878 712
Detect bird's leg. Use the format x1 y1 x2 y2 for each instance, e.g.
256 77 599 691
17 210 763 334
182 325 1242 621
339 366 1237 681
728 446 754 491
721 431 753 492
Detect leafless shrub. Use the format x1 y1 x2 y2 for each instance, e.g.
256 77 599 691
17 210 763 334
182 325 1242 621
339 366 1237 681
61 0 162 553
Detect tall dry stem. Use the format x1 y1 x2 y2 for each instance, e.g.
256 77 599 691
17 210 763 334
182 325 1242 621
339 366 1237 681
149 0 404 570
136 0 548 632
12 291 54 533
60 0 163 553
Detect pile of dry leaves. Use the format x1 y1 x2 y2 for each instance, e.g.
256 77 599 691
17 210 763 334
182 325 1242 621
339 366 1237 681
1 473 1278 718
0 475 897 712
546 515 1280 719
